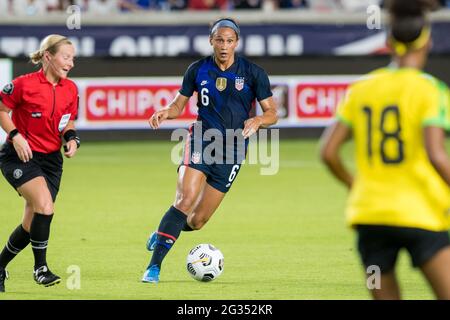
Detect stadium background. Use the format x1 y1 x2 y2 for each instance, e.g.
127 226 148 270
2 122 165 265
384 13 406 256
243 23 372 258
1 0 450 300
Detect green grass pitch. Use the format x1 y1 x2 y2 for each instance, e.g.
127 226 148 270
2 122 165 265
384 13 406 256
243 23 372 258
0 139 437 299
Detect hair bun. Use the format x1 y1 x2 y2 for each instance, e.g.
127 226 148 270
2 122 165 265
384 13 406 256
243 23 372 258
29 50 44 65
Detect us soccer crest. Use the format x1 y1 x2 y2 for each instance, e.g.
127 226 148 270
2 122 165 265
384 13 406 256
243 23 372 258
235 77 245 91
191 151 201 164
215 77 227 91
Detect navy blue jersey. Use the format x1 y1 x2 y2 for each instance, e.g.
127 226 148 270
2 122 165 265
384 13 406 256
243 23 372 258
179 55 272 134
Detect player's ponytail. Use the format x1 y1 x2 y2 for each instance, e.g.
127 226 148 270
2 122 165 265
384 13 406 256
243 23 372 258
29 34 72 65
388 0 437 55
29 50 45 65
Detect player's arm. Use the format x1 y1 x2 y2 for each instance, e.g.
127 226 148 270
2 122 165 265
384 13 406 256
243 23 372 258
62 120 79 158
148 93 190 129
424 126 450 186
0 101 15 134
0 101 33 162
422 81 450 186
243 97 278 138
320 121 353 189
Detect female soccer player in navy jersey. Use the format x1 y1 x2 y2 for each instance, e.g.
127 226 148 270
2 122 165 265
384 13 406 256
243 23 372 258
142 18 278 283
0 35 80 292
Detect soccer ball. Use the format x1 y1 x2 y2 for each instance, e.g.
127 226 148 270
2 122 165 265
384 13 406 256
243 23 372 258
186 244 224 282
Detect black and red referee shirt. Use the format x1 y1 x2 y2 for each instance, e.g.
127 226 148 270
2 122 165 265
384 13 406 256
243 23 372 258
0 68 78 154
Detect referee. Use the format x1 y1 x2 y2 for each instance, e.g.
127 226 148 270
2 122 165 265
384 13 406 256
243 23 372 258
0 34 80 292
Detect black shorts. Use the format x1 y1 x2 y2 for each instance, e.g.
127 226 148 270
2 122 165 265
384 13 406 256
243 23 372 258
0 142 63 202
356 224 450 274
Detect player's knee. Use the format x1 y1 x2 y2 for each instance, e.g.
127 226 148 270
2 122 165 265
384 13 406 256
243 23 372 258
175 194 196 213
33 199 54 215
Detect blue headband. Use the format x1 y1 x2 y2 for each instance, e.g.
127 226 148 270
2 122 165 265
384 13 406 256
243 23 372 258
210 20 240 38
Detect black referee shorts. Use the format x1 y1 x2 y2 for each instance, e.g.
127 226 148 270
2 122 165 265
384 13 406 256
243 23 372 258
356 224 450 274
0 142 63 202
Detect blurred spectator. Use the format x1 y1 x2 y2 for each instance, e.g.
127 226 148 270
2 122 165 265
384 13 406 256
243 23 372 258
233 0 261 9
440 0 450 8
60 0 77 9
47 0 66 12
4 0 446 15
188 0 228 10
88 0 121 14
278 0 308 9
308 0 339 10
12 0 48 15
339 0 382 11
121 0 169 10
168 0 187 10
0 0 11 15
72 0 89 11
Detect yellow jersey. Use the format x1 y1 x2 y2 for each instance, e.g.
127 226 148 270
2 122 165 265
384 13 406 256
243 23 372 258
337 67 450 231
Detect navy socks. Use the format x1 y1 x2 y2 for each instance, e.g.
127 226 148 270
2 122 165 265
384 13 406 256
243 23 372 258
149 206 187 268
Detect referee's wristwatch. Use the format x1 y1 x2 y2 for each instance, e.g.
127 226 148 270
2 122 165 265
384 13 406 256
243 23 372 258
8 129 19 141
72 136 81 149
64 129 81 149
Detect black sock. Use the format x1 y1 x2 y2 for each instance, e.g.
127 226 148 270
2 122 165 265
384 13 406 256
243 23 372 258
30 213 53 269
149 206 187 269
0 224 30 269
